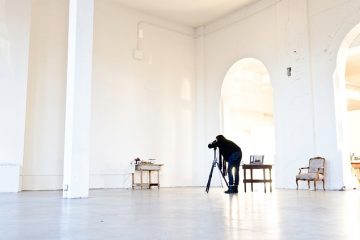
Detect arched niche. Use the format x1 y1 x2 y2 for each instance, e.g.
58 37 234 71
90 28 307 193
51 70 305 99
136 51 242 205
220 58 275 164
334 22 360 189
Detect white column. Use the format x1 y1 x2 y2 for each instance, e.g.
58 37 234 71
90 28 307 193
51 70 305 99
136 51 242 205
63 0 94 198
274 0 315 189
194 26 207 186
0 0 31 192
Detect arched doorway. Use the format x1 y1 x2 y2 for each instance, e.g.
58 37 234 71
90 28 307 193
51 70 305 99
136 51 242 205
220 58 275 166
334 23 360 188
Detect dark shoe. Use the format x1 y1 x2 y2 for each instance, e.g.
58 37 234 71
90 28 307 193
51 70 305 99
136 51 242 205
233 186 238 193
224 186 235 194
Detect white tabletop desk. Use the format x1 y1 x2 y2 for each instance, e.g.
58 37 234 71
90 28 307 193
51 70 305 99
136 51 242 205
132 163 163 189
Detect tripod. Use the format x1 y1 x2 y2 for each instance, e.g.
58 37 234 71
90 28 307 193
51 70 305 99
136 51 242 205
205 148 229 193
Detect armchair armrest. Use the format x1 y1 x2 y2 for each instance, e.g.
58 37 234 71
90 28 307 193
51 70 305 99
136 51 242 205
298 167 309 174
317 167 324 174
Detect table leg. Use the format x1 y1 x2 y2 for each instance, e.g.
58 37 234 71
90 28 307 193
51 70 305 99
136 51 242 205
250 169 253 192
263 168 266 193
270 168 272 192
157 170 160 189
132 173 134 189
148 170 151 189
243 168 247 193
140 170 143 190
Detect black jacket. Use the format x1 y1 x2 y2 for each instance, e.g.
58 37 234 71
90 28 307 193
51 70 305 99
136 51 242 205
215 136 241 161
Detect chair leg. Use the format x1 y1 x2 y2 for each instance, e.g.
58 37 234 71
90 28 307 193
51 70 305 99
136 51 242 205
322 180 325 191
314 180 317 191
296 180 299 190
307 180 310 189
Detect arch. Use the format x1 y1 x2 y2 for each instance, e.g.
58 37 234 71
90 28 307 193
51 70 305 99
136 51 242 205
334 22 360 188
220 58 275 164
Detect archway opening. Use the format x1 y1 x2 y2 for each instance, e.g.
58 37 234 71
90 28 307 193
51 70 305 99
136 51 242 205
221 58 275 167
335 23 360 188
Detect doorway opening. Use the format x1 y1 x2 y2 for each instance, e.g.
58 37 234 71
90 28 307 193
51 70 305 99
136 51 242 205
335 23 360 188
220 58 275 167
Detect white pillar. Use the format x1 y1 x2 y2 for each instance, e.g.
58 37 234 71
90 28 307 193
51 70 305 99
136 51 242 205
194 26 207 186
0 0 31 192
63 0 94 198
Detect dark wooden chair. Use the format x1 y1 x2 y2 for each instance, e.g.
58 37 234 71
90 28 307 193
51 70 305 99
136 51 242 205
296 157 325 191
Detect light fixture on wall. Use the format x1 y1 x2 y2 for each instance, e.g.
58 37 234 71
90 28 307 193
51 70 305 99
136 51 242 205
287 67 292 77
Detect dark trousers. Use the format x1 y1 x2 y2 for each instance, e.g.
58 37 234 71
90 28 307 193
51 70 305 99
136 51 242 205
228 152 241 186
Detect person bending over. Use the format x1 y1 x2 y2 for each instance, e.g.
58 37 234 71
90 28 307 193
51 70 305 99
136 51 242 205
212 135 242 194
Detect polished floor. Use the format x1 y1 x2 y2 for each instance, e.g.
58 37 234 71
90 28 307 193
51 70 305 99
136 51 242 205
0 187 360 240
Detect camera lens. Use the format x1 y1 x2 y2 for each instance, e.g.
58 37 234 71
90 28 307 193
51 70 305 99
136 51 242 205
208 140 217 149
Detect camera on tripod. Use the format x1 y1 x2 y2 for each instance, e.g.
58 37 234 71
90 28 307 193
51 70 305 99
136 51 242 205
208 140 217 149
205 139 228 193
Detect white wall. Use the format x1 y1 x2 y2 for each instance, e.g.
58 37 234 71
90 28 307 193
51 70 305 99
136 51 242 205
90 0 196 188
309 0 360 189
0 0 31 192
15 0 360 190
22 0 197 189
351 34 360 47
196 0 360 189
22 0 68 190
196 0 315 189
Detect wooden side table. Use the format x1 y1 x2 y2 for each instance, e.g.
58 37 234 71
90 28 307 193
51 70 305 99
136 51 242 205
132 163 163 189
242 164 272 193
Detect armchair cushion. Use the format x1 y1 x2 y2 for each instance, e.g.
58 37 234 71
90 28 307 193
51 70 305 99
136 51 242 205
296 173 324 180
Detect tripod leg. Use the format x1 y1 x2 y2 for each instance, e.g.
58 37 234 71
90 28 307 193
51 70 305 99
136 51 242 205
217 162 229 188
205 162 216 193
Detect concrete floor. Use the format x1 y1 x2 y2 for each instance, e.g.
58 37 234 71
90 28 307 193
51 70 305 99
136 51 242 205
0 188 360 240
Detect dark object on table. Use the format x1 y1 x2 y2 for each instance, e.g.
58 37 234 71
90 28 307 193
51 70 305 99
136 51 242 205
134 158 141 165
250 155 264 165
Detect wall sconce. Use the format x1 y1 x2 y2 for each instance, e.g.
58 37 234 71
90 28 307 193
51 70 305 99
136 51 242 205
287 67 292 77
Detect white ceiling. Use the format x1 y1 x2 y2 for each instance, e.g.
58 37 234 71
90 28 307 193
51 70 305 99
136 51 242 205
112 0 259 27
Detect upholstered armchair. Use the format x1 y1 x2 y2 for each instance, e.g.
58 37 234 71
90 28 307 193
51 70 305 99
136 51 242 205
296 157 325 191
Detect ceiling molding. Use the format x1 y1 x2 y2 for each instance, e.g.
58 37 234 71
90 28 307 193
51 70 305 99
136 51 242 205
111 0 260 27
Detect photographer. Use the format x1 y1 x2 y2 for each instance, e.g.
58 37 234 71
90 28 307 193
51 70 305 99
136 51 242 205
208 135 242 194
